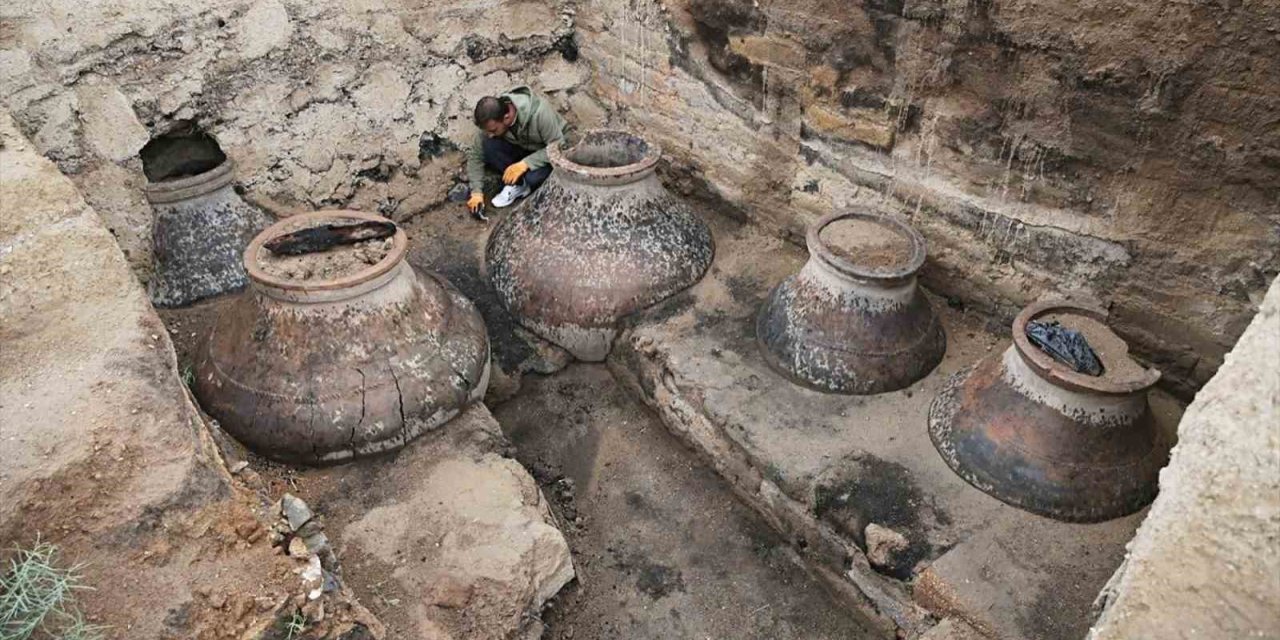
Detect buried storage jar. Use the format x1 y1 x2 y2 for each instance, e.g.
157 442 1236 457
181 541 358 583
928 301 1170 522
194 211 491 465
757 211 946 395
142 130 270 308
486 129 715 361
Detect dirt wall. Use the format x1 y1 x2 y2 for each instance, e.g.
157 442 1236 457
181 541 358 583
2 0 1275 394
0 0 602 280
575 0 1280 395
1089 274 1279 639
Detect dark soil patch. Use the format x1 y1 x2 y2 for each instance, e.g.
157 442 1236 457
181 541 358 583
494 364 884 639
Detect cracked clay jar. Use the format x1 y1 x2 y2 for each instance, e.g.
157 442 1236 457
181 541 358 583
485 129 715 361
194 211 490 465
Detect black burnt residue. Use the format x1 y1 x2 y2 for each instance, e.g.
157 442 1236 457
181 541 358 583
635 563 685 599
463 34 495 62
355 161 393 183
555 31 580 62
140 121 227 182
724 273 763 306
626 290 697 328
611 550 687 600
418 132 457 161
813 454 950 580
839 88 888 111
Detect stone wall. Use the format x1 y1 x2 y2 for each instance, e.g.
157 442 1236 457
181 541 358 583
575 0 1280 395
1088 274 1279 639
0 0 603 280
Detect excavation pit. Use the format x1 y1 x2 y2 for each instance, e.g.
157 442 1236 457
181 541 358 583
160 198 1188 640
611 212 1186 639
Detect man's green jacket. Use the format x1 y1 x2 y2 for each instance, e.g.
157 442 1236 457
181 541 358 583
466 86 569 192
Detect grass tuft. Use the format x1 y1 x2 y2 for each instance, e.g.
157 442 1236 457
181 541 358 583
0 539 105 640
284 609 307 640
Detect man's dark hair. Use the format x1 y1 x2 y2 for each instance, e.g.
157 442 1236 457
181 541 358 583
474 96 513 125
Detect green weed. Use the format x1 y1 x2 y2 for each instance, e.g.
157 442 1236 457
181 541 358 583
0 540 105 640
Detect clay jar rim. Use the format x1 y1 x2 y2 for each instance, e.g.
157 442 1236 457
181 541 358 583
1012 300 1161 395
807 211 927 283
243 210 408 295
547 129 661 186
143 159 236 205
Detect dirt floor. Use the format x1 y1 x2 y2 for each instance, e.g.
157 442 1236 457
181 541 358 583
492 364 884 640
159 295 883 640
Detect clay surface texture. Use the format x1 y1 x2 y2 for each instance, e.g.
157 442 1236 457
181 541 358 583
147 160 271 307
487 130 714 361
929 303 1168 522
758 211 945 394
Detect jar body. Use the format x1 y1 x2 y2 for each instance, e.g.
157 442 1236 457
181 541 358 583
486 156 713 361
757 211 944 395
194 218 489 465
147 161 270 308
757 258 945 394
928 303 1168 522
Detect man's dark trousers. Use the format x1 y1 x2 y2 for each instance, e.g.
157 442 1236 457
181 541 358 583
483 137 552 190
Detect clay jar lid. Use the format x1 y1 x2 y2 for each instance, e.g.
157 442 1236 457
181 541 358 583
1012 300 1161 395
807 211 927 284
244 210 408 303
548 129 661 187
143 159 237 205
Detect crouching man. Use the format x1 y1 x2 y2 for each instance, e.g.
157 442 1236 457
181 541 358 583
465 85 571 217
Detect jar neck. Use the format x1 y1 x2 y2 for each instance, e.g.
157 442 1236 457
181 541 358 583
253 259 410 304
144 160 236 204
550 163 657 188
800 253 918 305
1001 347 1148 425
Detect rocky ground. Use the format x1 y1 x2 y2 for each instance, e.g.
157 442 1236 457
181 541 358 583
1 111 380 640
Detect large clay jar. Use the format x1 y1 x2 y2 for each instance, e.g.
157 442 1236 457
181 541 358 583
928 301 1169 522
485 129 714 361
194 211 490 465
757 211 945 394
146 159 271 308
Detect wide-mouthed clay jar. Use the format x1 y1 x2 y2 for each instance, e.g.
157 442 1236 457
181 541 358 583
757 211 946 394
146 159 271 308
194 211 490 465
928 301 1169 522
485 129 714 361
